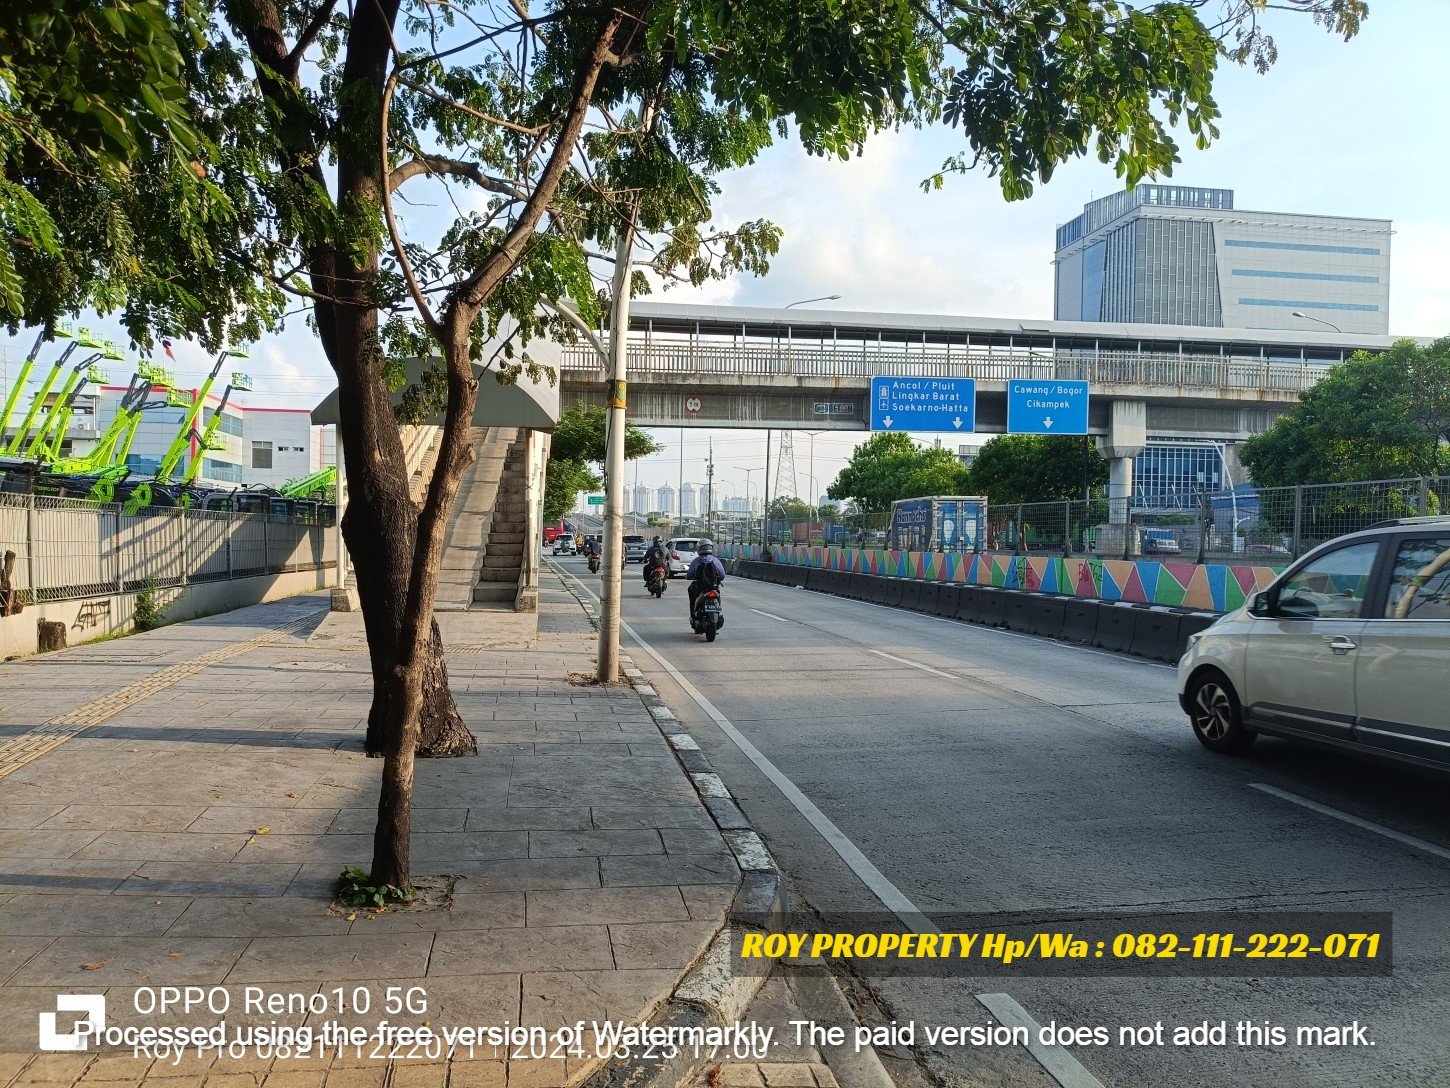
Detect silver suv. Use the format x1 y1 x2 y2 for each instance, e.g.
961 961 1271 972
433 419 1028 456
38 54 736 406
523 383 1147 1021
1178 517 1450 769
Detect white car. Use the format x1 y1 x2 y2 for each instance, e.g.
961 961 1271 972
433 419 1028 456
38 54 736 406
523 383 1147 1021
666 537 702 576
1177 517 1450 770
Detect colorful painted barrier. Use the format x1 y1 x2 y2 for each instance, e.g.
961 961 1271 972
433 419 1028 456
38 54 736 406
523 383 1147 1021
725 545 1285 613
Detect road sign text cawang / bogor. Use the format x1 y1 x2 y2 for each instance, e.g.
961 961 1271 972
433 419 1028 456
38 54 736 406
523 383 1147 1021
1006 379 1090 435
870 376 976 434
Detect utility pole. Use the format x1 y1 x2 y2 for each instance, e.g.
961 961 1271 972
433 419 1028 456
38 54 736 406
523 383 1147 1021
596 103 656 683
705 439 714 538
763 429 773 549
677 427 685 537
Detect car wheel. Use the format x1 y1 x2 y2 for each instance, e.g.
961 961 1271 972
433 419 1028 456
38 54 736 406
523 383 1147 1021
1188 670 1256 754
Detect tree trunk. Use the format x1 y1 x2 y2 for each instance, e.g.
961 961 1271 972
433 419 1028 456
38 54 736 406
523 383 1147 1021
370 670 420 887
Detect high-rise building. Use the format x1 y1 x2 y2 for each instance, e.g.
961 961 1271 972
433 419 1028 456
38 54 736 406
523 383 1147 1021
656 483 676 516
632 483 653 514
680 483 698 517
1053 185 1390 334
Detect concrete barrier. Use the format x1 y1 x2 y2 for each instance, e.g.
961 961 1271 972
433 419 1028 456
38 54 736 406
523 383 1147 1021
1129 608 1185 663
731 561 1222 664
935 583 961 618
917 581 941 616
898 580 924 612
1059 598 1101 646
1093 602 1141 653
977 588 1008 628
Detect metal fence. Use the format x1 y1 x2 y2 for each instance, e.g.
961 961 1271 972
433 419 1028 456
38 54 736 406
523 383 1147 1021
714 476 1450 563
561 342 1327 395
0 492 338 605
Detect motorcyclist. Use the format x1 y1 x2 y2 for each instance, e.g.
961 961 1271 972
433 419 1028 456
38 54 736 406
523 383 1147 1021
643 535 670 587
686 540 726 627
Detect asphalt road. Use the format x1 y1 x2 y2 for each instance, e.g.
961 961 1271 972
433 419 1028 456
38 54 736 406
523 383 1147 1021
553 558 1450 1088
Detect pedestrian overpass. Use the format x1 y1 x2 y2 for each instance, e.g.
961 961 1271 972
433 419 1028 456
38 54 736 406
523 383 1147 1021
558 301 1407 500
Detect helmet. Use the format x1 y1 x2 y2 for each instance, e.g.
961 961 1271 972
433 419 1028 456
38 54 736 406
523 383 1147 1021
697 540 715 556
652 535 662 545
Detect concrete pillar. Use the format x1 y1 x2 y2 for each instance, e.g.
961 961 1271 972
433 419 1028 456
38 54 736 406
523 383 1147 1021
515 428 549 613
1095 399 1146 526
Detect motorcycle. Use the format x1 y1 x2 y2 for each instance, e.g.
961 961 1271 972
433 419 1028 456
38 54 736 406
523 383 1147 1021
587 552 601 574
692 587 724 642
646 565 668 598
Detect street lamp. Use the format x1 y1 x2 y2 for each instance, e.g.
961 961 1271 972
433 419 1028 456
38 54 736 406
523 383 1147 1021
1290 310 1342 334
783 294 842 309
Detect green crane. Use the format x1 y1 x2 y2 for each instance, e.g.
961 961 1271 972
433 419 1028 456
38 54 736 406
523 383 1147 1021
24 349 120 462
2 326 105 456
45 366 178 503
123 347 246 512
178 384 236 491
280 465 337 500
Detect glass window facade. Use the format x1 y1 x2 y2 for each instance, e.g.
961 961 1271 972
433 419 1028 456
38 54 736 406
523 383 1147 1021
218 412 244 436
1133 444 1224 507
203 458 244 484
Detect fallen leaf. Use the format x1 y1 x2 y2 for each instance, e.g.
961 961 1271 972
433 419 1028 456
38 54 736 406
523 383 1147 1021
167 952 183 959
254 827 270 835
345 913 357 922
284 791 301 799
83 961 106 971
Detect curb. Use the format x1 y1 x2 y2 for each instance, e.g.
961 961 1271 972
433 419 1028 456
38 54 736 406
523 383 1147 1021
548 564 788 1088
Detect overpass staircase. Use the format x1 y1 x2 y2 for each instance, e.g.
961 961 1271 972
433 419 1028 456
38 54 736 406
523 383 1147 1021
434 427 531 611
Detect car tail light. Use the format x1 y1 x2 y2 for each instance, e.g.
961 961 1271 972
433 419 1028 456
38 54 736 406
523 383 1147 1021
671 551 680 559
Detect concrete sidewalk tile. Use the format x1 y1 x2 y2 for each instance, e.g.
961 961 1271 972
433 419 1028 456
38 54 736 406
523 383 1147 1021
606 920 720 970
0 830 102 859
462 809 590 833
600 855 739 888
444 1061 504 1088
226 934 433 984
116 863 303 898
0 859 137 895
0 805 66 830
232 835 375 865
72 832 254 863
165 897 351 938
518 969 678 1025
201 1073 263 1088
717 1065 765 1087
501 1059 565 1088
526 830 662 859
451 860 599 893
0 894 190 937
680 885 736 922
11 1054 93 1084
326 809 467 836
80 1054 157 1082
759 1065 815 1088
185 808 343 836
387 1066 446 1088
410 833 529 866
319 1070 386 1088
361 892 524 933
258 1072 323 1088
427 927 613 976
659 830 731 856
9 936 248 986
524 887 688 928
37 806 206 833
589 806 716 831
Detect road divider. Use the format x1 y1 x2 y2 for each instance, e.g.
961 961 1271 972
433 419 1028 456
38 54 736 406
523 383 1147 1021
731 560 1219 664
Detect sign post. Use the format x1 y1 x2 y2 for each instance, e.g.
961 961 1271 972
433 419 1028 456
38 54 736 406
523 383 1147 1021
868 377 976 434
1006 380 1090 435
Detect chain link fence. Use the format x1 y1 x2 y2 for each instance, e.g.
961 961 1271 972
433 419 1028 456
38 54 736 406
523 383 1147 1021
0 492 338 606
716 476 1450 562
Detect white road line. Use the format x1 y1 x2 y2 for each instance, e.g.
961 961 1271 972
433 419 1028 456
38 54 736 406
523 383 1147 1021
554 563 931 929
749 608 791 622
975 994 1107 1088
553 561 1098 1088
867 648 959 680
1250 783 1450 863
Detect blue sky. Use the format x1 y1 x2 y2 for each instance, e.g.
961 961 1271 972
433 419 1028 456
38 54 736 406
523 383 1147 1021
4 2 1446 501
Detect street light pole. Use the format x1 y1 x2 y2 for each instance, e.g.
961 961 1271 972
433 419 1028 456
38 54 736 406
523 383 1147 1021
783 294 842 309
1290 310 1342 334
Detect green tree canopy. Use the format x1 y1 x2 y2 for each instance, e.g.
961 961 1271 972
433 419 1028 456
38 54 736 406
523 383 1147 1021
767 496 814 522
543 403 661 522
966 435 1110 503
1241 339 1450 486
827 432 970 512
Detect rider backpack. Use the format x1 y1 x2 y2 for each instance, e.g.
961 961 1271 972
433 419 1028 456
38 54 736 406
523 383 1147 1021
695 558 721 590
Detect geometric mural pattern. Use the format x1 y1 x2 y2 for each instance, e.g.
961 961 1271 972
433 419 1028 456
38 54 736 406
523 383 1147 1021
726 545 1285 613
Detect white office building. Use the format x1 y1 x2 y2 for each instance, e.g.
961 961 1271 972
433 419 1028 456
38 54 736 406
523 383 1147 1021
656 483 676 517
631 483 653 515
1053 185 1391 334
680 482 698 517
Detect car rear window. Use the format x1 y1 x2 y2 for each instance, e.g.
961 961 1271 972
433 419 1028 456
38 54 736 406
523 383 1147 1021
623 535 645 543
673 540 700 550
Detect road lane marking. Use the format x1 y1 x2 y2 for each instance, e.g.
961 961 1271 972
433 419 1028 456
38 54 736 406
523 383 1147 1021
551 560 1101 1088
749 608 790 622
867 648 959 680
552 562 932 929
1250 783 1450 863
975 994 1107 1088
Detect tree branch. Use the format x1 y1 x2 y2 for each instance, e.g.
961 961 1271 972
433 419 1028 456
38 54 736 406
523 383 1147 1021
388 153 529 200
287 0 341 72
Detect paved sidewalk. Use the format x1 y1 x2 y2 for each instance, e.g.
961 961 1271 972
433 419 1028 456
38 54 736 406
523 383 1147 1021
0 576 740 1088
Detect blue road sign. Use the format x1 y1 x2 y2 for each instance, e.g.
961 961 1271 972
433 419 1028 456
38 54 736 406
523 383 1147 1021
869 376 976 434
1006 379 1090 435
